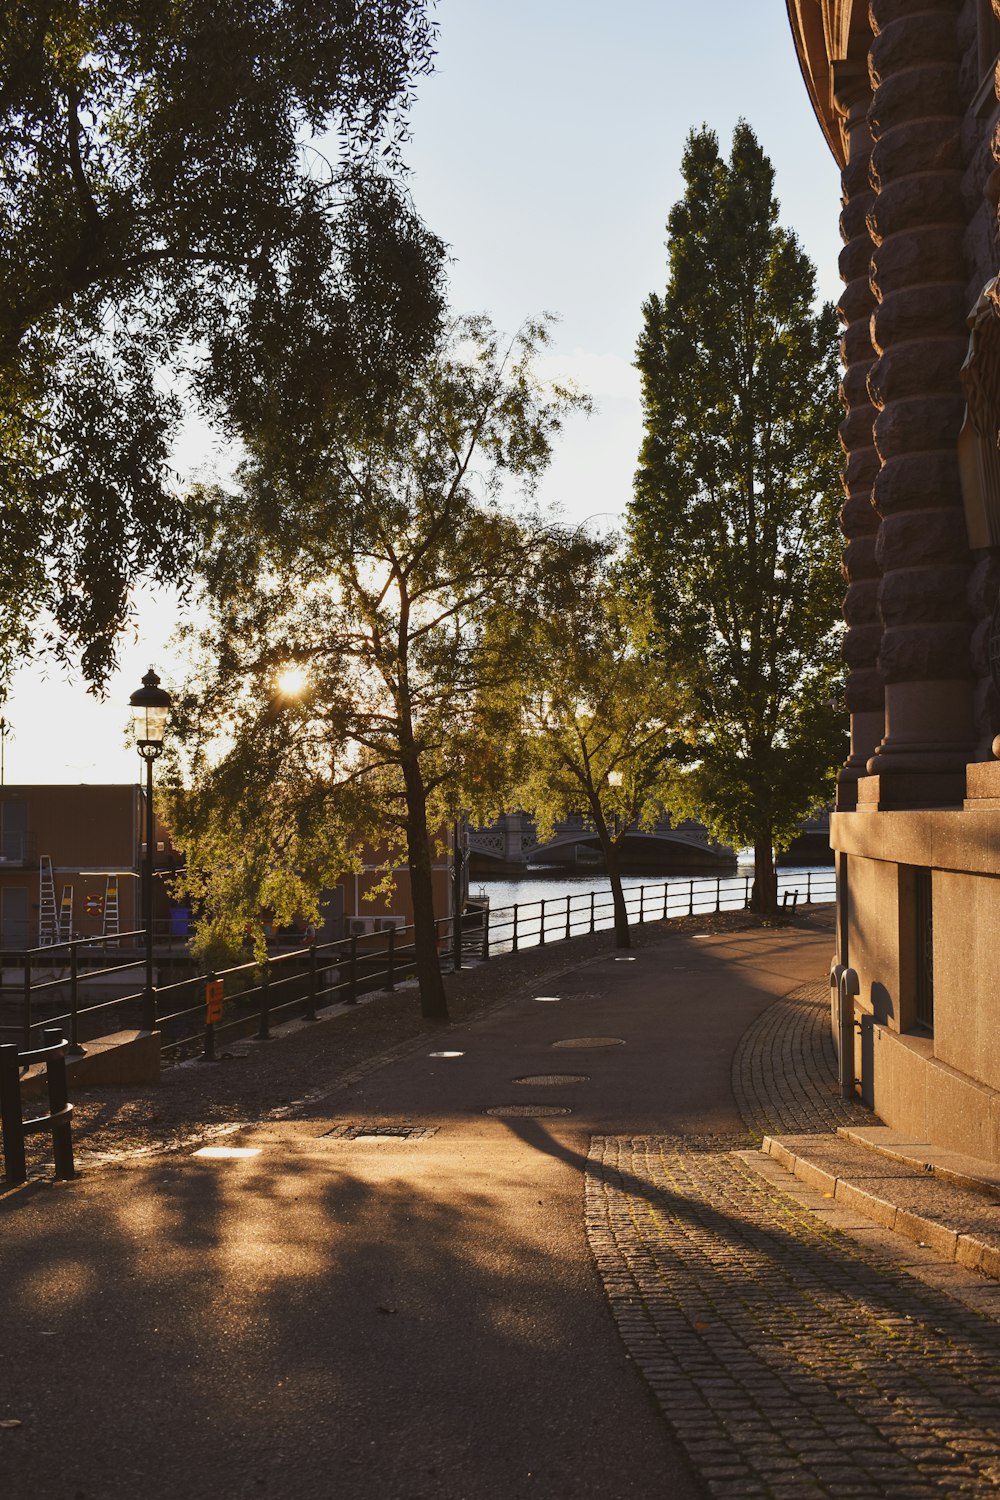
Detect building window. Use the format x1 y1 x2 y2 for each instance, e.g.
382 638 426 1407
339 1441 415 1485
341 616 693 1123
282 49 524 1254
0 886 28 948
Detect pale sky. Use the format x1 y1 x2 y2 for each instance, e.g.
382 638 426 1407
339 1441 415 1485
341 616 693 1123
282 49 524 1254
4 0 843 784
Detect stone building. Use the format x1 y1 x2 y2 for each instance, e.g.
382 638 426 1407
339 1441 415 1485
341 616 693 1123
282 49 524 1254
787 1 1000 1158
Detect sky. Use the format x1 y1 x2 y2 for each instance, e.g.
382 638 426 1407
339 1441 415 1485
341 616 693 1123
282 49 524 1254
3 0 843 784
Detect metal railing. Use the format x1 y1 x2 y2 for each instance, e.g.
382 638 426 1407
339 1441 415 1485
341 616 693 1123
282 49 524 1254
0 1027 75 1184
0 868 836 1059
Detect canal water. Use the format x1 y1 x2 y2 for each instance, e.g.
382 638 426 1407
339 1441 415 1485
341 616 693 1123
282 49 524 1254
472 864 835 953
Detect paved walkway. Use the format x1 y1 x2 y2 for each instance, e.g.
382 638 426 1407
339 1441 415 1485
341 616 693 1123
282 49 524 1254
5 918 1000 1497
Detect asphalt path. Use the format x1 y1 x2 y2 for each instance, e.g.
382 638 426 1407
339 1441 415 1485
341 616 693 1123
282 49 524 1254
0 925 832 1500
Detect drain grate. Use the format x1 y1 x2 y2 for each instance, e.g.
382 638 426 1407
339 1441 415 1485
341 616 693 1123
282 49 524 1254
513 1073 589 1086
320 1123 439 1141
485 1104 572 1117
551 1037 625 1050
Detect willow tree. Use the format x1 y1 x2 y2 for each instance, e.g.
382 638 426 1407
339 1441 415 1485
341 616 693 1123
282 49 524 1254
166 317 587 1021
629 123 844 913
0 0 443 684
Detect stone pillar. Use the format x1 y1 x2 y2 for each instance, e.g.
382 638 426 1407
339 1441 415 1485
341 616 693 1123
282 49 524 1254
863 0 975 808
833 61 884 811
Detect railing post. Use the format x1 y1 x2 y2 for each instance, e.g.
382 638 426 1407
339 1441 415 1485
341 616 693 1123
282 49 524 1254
256 963 272 1040
453 908 462 973
304 943 318 1020
481 906 491 962
0 1042 26 1185
43 1027 74 1180
565 894 571 941
807 870 812 904
640 885 645 924
745 875 751 908
512 904 519 953
386 927 395 992
715 878 721 914
22 950 31 1049
590 891 596 934
347 934 358 1004
662 882 669 920
688 880 694 917
539 899 546 947
67 942 85 1057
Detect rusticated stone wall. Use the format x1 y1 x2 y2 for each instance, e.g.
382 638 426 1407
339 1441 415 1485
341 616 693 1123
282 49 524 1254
835 65 883 809
864 0 976 800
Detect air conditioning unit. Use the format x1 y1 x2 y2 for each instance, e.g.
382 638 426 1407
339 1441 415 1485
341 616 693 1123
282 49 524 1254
374 916 405 932
347 916 377 936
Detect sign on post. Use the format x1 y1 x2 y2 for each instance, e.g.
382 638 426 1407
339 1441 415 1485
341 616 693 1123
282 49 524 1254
205 978 224 1024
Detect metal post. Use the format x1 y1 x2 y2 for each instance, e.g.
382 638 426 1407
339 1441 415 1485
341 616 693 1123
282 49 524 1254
256 963 271 1040
386 927 395 992
662 882 669 920
143 751 156 1030
452 818 463 973
481 906 490 962
715 878 721 914
640 885 645 924
67 943 85 1057
22 950 31 1049
42 1028 74 1180
807 870 812 904
539 899 546 946
590 891 596 934
512 904 519 953
565 894 571 941
306 943 318 1019
688 880 694 917
0 1042 26 1185
347 934 358 1004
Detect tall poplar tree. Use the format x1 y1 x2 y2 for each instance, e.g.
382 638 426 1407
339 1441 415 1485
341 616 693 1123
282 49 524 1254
629 123 844 913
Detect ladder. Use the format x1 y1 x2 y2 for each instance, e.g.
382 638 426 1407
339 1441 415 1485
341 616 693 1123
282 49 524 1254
58 883 73 943
103 875 120 942
38 855 58 946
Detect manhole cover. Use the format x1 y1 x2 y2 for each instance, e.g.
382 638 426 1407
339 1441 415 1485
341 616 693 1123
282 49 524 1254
485 1105 572 1117
321 1124 438 1141
513 1073 589 1086
551 1037 625 1049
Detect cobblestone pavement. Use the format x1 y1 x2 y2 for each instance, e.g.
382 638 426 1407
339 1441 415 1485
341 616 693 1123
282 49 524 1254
732 981 872 1138
586 981 1000 1498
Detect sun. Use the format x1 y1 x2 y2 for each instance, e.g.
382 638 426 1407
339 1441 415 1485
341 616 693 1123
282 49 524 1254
275 664 309 698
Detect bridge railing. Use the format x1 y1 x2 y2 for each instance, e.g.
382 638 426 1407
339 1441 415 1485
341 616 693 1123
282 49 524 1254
476 868 836 958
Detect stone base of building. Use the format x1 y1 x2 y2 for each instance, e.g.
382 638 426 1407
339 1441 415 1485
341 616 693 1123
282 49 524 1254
833 767 1000 1162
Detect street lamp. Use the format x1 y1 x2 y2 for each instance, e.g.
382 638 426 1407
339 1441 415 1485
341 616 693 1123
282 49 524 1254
129 668 171 1031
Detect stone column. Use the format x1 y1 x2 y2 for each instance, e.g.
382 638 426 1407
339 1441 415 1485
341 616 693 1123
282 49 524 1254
863 0 975 808
833 60 884 811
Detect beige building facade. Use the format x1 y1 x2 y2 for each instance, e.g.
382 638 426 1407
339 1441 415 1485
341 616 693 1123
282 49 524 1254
788 1 1000 1157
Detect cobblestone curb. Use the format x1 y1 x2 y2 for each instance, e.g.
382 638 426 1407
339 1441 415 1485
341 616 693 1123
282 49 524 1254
586 1136 1000 1498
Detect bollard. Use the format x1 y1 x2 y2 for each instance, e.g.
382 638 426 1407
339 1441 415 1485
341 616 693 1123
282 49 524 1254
0 1030 75 1185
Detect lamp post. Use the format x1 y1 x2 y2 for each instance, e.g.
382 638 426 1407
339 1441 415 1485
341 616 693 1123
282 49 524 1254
129 668 171 1031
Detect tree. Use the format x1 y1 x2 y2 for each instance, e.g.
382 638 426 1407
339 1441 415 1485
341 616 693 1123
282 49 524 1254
165 316 587 1021
0 0 444 684
515 559 685 948
628 122 845 914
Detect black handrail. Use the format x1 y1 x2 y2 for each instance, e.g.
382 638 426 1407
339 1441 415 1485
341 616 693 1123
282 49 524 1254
0 1027 75 1185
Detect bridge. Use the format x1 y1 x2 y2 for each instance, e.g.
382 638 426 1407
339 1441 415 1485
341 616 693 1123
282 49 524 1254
467 810 833 876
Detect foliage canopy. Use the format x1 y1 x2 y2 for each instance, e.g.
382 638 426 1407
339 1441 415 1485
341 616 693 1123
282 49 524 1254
1 0 444 683
628 123 845 907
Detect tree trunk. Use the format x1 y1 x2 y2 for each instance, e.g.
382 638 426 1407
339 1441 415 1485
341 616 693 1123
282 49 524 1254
402 760 449 1022
749 830 777 916
592 805 630 948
